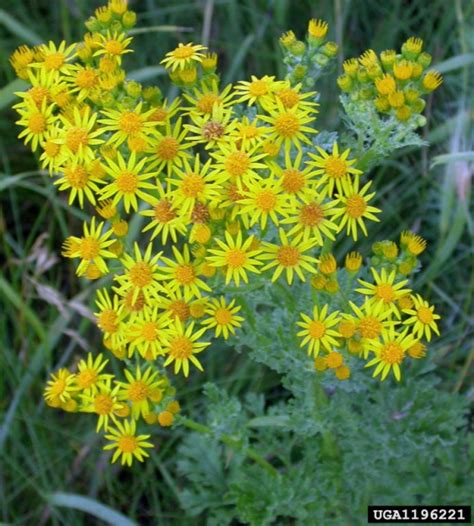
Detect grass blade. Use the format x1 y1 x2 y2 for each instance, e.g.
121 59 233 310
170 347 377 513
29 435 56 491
47 493 137 526
0 9 42 45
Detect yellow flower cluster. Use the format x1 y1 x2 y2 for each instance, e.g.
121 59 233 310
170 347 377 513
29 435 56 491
337 37 443 123
304 231 440 382
12 1 440 466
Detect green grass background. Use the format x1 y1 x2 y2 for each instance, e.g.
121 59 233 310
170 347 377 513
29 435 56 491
0 0 473 524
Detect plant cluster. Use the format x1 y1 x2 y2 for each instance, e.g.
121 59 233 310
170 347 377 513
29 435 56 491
11 0 443 469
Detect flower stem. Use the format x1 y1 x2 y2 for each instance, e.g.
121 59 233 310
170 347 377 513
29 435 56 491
179 416 279 478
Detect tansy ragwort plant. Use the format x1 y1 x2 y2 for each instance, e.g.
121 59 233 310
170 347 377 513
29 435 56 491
11 0 443 468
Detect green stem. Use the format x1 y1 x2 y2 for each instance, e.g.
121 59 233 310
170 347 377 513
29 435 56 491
179 417 279 478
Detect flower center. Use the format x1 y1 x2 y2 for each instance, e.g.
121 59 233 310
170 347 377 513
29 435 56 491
44 52 65 70
98 309 118 333
255 189 277 211
175 264 195 285
65 165 88 188
149 107 168 122
129 262 153 288
141 321 158 341
128 380 149 402
169 335 193 358
44 140 60 157
225 248 247 268
359 316 381 339
417 306 433 324
215 308 233 325
154 200 176 222
77 368 98 389
169 300 190 321
325 157 347 178
375 284 395 303
28 113 46 134
118 435 138 453
50 378 66 397
119 112 142 134
191 203 210 223
249 79 268 97
125 290 146 312
79 237 100 259
203 121 225 140
29 86 49 106
197 94 220 113
181 173 204 198
309 320 326 339
94 394 114 415
66 127 89 152
76 68 97 88
276 88 300 108
116 171 138 193
380 342 404 364
277 246 301 267
275 113 300 138
281 168 305 194
105 40 124 55
172 45 195 59
346 195 367 218
225 151 250 178
300 203 324 226
156 137 179 160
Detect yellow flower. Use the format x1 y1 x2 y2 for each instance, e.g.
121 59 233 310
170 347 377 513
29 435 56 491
400 230 427 255
100 102 158 147
76 353 112 393
100 151 156 212
375 74 396 95
272 150 317 198
160 244 211 300
281 190 339 245
345 251 362 272
10 44 36 79
128 306 173 360
185 104 236 150
365 327 417 381
15 98 56 152
63 218 116 276
115 243 164 302
161 42 207 71
81 381 123 432
206 231 263 285
148 117 190 175
402 294 440 341
210 142 267 184
234 75 285 106
32 40 76 76
57 105 104 161
237 174 288 229
259 228 318 284
332 177 381 241
308 19 328 39
163 319 210 377
308 142 362 196
44 368 77 406
273 83 318 112
258 99 317 153
296 304 341 357
104 419 153 466
183 80 234 115
54 160 103 207
65 64 99 101
95 31 133 59
117 366 164 419
422 70 443 91
228 116 268 150
140 184 187 243
168 154 223 214
94 289 125 347
201 297 244 339
356 267 411 315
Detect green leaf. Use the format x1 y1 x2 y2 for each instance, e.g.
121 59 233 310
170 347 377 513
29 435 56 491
434 53 474 74
0 9 42 45
46 493 137 526
128 65 167 82
431 151 474 168
0 78 28 110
